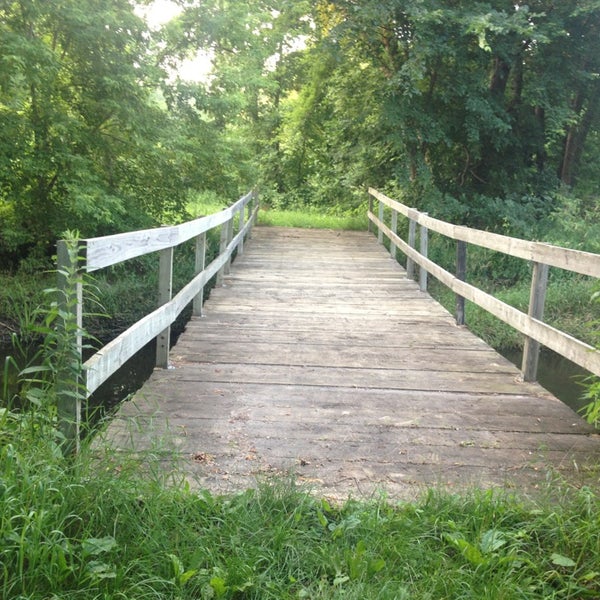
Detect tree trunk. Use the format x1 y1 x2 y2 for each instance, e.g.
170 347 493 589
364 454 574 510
559 81 600 186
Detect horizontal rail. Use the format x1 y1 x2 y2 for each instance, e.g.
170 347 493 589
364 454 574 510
84 190 254 272
57 189 259 452
368 188 600 381
369 188 600 278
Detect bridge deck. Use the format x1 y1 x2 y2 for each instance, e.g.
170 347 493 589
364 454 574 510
102 227 600 499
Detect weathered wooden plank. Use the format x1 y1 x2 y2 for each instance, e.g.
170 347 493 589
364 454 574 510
84 191 256 272
101 226 600 499
170 341 516 373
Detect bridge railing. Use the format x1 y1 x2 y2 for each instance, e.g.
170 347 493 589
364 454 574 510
368 187 600 384
56 189 259 452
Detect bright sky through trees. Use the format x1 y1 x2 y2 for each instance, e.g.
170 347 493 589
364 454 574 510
135 0 213 81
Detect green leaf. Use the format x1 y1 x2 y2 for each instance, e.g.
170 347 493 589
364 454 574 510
209 576 228 597
368 558 386 575
179 569 198 586
82 536 118 557
551 553 576 568
480 529 507 554
86 560 117 580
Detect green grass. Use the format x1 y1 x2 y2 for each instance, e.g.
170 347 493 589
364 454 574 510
258 207 368 230
1 419 600 599
429 275 600 351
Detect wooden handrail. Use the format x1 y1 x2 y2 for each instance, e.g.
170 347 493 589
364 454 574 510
368 187 600 383
56 189 259 452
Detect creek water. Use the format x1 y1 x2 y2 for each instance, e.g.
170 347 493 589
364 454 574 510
0 339 157 420
501 348 590 415
0 338 592 419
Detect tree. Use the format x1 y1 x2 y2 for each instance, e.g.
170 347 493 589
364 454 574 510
0 0 191 264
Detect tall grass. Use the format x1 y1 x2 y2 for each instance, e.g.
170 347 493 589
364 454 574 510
2 424 600 599
429 276 600 351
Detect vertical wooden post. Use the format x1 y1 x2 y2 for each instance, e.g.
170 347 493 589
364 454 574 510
56 240 83 455
193 232 206 317
247 193 255 239
521 262 549 382
368 196 374 233
406 219 417 280
238 204 246 255
156 246 174 368
390 210 398 261
251 190 259 231
378 201 384 244
216 218 229 286
455 240 467 325
225 212 234 275
419 220 428 292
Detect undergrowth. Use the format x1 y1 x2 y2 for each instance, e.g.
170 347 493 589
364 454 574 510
429 275 600 352
1 425 600 599
257 207 368 230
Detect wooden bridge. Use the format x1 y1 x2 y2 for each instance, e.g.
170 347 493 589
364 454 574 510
61 190 600 498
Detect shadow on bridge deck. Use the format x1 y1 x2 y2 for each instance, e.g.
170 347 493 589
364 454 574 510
99 226 600 500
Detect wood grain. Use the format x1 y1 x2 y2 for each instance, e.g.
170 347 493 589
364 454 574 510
100 227 600 500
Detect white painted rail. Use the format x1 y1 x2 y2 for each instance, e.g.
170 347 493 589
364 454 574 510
56 190 259 452
368 187 600 382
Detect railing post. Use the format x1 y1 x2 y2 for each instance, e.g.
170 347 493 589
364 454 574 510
251 189 259 233
238 204 245 255
193 232 206 317
156 245 174 368
455 241 467 325
390 209 398 261
56 239 84 455
216 218 229 286
225 212 234 275
419 219 428 292
368 195 374 233
378 200 384 244
406 219 417 280
521 262 549 382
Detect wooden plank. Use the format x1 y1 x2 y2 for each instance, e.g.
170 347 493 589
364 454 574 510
84 191 256 272
170 342 516 373
100 226 600 499
156 245 173 368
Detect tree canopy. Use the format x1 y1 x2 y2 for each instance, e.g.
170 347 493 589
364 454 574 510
1 0 599 267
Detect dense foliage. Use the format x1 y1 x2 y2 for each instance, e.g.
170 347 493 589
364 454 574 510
2 0 599 271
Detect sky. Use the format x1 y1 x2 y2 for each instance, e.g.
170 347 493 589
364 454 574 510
136 0 213 82
136 0 182 29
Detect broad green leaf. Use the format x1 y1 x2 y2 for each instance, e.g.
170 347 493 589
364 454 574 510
551 553 576 568
82 536 118 557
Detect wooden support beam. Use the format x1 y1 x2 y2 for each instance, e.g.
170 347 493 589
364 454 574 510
378 201 384 244
193 232 206 317
522 262 549 382
456 240 467 325
390 210 398 261
225 215 234 275
217 220 229 286
406 219 417 280
419 220 428 292
156 246 174 368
